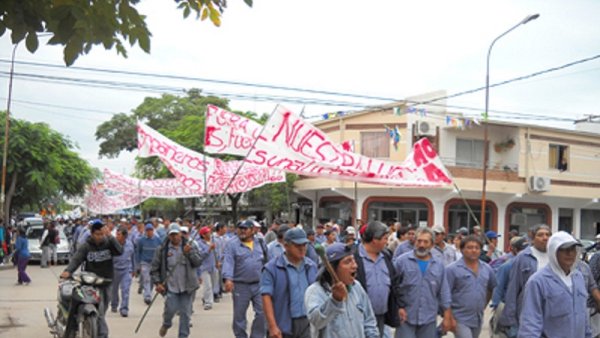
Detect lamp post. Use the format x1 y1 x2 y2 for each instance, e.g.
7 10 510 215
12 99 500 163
1 43 20 221
1 33 51 220
481 14 539 231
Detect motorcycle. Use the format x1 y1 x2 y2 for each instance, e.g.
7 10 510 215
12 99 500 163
44 271 110 338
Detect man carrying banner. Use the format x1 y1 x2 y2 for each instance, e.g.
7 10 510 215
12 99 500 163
222 219 269 338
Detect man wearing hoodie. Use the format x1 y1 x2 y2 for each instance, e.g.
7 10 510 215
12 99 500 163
60 219 124 338
518 231 591 338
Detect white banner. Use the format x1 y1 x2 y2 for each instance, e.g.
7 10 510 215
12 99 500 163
137 123 286 194
204 104 452 187
84 184 148 215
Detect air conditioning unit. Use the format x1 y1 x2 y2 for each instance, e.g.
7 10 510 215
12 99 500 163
416 121 435 136
511 213 527 226
529 176 551 192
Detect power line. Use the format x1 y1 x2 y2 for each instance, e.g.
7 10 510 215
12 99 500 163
2 52 598 123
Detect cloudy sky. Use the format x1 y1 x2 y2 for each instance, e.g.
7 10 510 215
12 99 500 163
1 0 599 175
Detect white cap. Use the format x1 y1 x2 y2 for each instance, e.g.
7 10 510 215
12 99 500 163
180 226 189 233
120 218 127 222
595 234 600 240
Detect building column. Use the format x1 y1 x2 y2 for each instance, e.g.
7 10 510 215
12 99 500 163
573 208 581 238
551 205 560 233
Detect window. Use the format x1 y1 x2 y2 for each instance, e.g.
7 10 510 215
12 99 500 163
447 203 493 234
361 132 390 158
367 201 429 225
549 144 568 171
456 138 485 168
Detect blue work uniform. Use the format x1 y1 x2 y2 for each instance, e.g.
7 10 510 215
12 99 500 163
111 239 135 315
518 265 591 338
446 258 497 336
261 254 317 336
222 236 268 338
499 246 539 328
393 251 451 337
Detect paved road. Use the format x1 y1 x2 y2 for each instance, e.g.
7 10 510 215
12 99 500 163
0 263 493 338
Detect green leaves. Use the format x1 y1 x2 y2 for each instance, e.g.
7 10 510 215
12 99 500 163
25 32 39 52
1 0 254 66
0 111 94 214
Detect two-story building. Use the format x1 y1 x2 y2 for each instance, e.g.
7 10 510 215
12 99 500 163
293 94 600 248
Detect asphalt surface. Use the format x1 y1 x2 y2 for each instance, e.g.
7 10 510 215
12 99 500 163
0 262 492 338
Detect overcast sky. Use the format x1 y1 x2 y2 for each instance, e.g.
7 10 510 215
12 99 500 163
1 0 599 175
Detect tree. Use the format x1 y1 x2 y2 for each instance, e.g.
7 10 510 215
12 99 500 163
95 89 287 222
0 111 94 218
0 0 253 66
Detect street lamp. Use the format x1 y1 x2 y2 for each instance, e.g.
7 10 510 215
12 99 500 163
1 33 52 220
480 14 539 231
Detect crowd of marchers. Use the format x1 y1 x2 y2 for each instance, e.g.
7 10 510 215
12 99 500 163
2 216 599 338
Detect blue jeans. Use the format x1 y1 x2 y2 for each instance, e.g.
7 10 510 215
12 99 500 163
163 291 193 338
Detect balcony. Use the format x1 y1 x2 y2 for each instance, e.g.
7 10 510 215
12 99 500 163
440 157 521 181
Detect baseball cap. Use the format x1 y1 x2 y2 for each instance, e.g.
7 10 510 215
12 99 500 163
346 226 356 235
457 227 469 236
168 223 181 235
237 220 253 228
325 243 355 263
284 227 309 245
144 223 154 231
180 226 189 233
485 230 500 239
199 226 211 236
432 225 445 234
120 218 127 222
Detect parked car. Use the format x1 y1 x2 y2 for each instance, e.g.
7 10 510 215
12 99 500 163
18 217 44 229
26 225 70 264
580 239 597 262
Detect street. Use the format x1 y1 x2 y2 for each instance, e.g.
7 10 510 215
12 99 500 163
0 264 492 338
0 264 232 338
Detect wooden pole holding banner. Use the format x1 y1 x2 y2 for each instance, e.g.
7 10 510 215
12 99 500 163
216 105 280 203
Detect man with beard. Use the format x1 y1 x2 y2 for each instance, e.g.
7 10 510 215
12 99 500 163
499 224 551 337
223 220 268 338
518 232 590 338
304 242 378 338
393 226 453 338
446 235 496 338
60 220 124 338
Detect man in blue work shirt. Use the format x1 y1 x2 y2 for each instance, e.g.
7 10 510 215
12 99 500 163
111 227 136 317
446 235 497 338
355 221 399 336
518 231 590 338
136 223 163 305
223 219 268 338
393 226 453 337
261 227 317 338
392 225 416 260
267 224 290 261
499 224 551 337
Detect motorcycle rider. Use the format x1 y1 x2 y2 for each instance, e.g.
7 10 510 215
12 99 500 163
60 219 124 338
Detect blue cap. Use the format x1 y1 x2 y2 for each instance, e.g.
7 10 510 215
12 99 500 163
486 230 500 239
284 227 309 245
237 220 253 228
325 243 354 263
145 223 154 231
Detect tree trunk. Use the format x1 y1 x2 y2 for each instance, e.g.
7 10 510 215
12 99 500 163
4 172 17 221
228 193 241 224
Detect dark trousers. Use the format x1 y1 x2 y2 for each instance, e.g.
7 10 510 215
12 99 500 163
282 317 310 338
16 255 31 284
